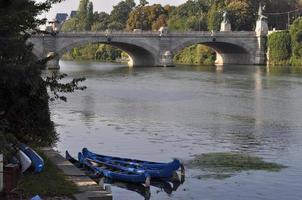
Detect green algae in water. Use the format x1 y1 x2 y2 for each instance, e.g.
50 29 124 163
190 152 286 173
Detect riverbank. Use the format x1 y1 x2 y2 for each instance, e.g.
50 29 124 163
41 148 112 200
17 148 112 200
18 150 77 199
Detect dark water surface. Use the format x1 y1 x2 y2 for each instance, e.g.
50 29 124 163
49 61 302 200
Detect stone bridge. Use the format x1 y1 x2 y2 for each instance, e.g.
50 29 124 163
29 30 267 69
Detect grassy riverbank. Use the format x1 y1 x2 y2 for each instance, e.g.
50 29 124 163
18 151 78 198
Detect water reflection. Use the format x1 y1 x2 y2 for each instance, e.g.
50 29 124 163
98 175 185 200
50 61 302 200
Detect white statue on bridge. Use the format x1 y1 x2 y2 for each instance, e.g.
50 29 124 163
220 10 231 32
222 11 230 24
258 3 268 21
255 3 268 36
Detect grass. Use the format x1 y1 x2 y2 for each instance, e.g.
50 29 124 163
189 152 286 179
18 150 78 198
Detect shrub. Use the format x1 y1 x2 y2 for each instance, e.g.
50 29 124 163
268 31 291 65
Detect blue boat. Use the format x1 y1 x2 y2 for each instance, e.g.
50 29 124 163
82 148 181 178
19 144 44 173
78 152 151 185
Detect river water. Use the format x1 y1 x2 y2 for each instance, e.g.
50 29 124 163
49 60 302 200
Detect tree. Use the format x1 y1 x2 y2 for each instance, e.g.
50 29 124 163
109 0 136 30
168 0 210 31
139 0 149 7
152 14 168 30
268 31 291 65
107 21 124 30
127 4 168 30
86 2 94 30
290 17 302 65
226 0 254 31
61 17 78 32
78 0 89 20
264 0 300 30
0 0 85 150
91 12 110 31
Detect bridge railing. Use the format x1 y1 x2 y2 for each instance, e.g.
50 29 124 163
33 30 256 38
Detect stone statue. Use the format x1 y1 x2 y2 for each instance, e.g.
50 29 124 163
255 3 268 36
258 3 267 21
222 11 230 24
220 10 231 31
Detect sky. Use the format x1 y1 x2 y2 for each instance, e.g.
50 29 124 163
41 0 186 19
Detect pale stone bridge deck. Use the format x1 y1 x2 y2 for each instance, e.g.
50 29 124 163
29 30 267 69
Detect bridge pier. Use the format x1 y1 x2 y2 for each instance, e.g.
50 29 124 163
46 58 60 69
215 53 254 65
159 51 174 67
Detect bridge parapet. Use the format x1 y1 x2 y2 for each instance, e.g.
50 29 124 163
53 31 257 38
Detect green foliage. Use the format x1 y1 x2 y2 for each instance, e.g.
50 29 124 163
191 150 287 179
0 64 58 146
290 17 302 65
268 31 291 65
86 2 94 30
61 0 94 31
264 0 299 30
0 0 87 148
78 0 89 30
174 45 215 65
226 0 255 31
0 133 18 164
19 150 78 197
0 0 59 146
207 4 222 31
63 44 125 62
109 0 136 30
60 17 78 32
91 12 110 31
127 4 169 31
95 44 124 61
45 72 86 102
168 0 209 31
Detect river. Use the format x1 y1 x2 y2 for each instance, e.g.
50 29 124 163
49 60 302 200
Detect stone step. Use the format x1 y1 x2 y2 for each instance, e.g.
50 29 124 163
42 148 112 200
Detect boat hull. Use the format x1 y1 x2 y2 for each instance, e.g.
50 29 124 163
18 150 32 173
20 144 44 173
78 152 150 184
82 148 180 178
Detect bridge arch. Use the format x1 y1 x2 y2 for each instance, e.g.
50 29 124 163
171 36 255 65
55 35 160 67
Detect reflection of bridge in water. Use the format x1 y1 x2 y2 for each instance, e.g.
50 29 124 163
29 12 268 69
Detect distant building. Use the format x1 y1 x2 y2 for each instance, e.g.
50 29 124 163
55 13 68 24
70 11 77 18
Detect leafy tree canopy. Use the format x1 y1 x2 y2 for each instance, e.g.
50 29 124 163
127 4 170 31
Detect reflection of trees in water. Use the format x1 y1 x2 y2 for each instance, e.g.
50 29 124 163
79 95 96 126
207 66 295 155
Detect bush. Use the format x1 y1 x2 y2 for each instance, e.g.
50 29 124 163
174 44 215 65
290 18 302 66
268 31 291 65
